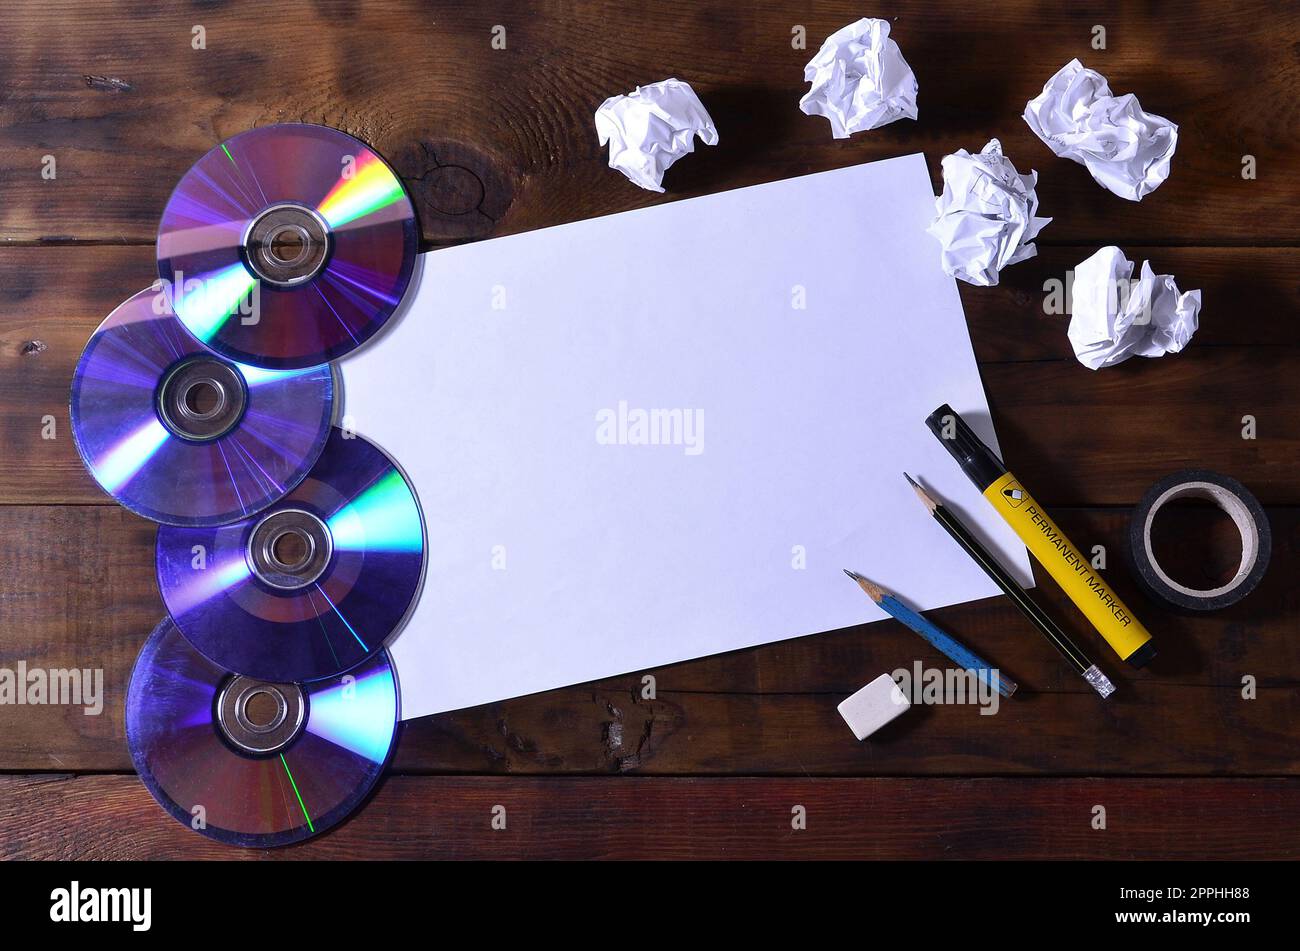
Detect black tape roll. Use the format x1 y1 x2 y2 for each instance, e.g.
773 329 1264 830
1129 469 1271 611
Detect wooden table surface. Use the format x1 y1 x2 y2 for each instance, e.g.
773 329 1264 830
1 1 1297 860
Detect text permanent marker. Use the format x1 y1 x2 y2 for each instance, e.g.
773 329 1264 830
925 404 1156 668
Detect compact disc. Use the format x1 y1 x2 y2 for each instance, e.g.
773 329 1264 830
157 123 419 369
126 617 398 848
157 427 425 683
70 288 335 526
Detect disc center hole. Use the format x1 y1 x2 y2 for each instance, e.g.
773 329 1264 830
217 675 305 755
247 508 333 590
243 204 331 287
270 528 313 571
158 357 245 442
242 689 283 730
267 224 310 265
181 379 225 420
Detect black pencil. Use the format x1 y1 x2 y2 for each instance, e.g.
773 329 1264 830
903 472 1115 699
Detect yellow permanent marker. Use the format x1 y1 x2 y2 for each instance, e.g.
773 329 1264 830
926 404 1155 668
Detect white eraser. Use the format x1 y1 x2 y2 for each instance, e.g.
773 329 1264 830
837 673 911 741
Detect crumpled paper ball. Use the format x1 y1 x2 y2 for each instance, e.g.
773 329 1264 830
1068 246 1201 370
594 78 718 192
927 139 1052 287
1023 59 1178 202
799 18 918 138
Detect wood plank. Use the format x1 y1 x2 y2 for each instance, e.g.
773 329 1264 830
2 246 1298 506
1 774 1295 859
983 348 1300 505
0 1 1295 245
3 503 1296 774
0 506 156 770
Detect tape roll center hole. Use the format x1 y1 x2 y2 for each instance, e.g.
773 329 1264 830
1148 494 1246 593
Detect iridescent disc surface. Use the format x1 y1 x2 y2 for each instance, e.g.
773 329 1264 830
157 123 418 369
126 617 398 848
70 288 335 526
157 427 426 683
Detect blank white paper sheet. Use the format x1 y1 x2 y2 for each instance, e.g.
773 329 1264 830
341 153 1033 720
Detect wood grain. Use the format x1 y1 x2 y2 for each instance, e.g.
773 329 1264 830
2 774 1295 860
0 1 1296 246
3 502 1295 775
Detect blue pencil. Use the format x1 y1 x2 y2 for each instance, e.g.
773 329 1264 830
844 569 1017 698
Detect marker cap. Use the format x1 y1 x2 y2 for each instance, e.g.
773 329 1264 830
1126 639 1157 669
925 404 1007 492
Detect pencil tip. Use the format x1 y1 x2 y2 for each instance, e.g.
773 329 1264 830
903 472 937 512
843 569 886 602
